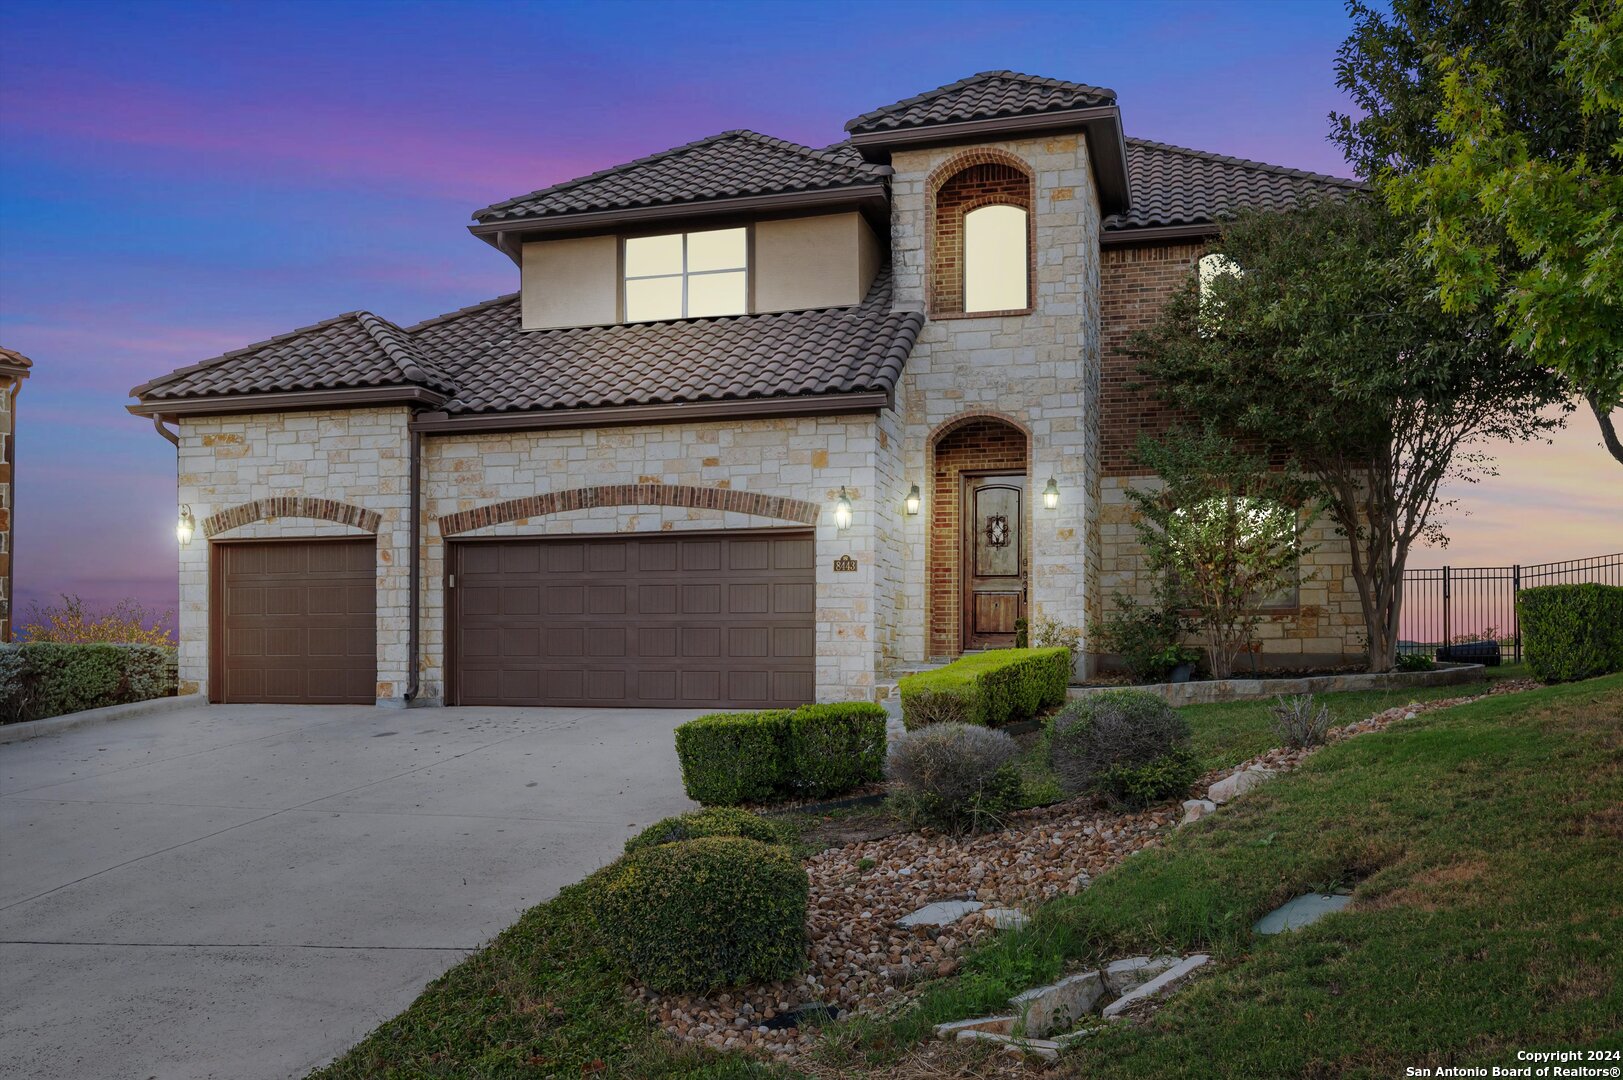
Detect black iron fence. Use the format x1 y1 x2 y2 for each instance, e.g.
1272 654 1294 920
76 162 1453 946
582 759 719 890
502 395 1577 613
1399 553 1623 663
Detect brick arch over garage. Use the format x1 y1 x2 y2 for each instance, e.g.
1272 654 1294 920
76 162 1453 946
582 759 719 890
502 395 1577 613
202 497 381 539
926 414 1031 658
438 483 821 536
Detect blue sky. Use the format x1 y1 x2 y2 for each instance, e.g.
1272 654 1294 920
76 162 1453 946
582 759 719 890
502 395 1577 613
1 0 1615 628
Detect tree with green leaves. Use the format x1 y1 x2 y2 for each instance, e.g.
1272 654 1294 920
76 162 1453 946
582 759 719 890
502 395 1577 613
1127 427 1318 680
1336 0 1623 463
1130 197 1567 672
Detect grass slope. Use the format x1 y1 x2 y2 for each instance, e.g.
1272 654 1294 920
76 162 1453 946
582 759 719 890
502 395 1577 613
817 673 1623 1077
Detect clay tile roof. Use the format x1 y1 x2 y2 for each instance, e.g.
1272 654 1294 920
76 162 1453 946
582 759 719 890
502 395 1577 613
0 346 33 374
472 130 891 225
845 70 1116 135
420 265 921 415
1106 137 1365 232
131 310 458 401
132 268 922 417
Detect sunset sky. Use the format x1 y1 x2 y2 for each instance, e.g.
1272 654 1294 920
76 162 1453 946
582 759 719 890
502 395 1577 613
1 0 1617 629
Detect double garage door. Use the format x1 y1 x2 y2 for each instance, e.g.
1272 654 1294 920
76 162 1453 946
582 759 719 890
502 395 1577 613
448 531 816 708
212 531 816 708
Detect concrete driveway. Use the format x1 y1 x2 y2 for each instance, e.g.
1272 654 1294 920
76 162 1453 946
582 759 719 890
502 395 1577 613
0 702 698 1080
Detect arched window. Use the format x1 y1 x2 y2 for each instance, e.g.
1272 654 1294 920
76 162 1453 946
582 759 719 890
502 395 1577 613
1197 253 1241 332
964 205 1029 313
929 155 1034 315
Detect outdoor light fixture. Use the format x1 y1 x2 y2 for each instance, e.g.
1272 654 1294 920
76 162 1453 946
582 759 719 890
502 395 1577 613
904 484 921 516
834 487 853 530
1042 478 1060 510
176 504 196 546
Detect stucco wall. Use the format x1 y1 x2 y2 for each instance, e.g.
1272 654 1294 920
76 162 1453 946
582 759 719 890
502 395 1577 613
175 408 411 701
420 413 888 703
522 235 620 330
888 133 1104 662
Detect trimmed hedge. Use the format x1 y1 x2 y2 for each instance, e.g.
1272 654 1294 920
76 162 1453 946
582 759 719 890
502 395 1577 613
624 807 795 855
0 642 177 724
592 836 808 992
1518 584 1623 684
674 702 888 806
897 647 1070 730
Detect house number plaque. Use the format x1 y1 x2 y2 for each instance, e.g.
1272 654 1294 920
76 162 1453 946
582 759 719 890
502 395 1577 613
832 555 858 572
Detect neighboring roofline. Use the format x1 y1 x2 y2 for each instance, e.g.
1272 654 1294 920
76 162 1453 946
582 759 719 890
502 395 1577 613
1099 222 1221 246
468 184 891 251
409 390 893 436
128 385 449 420
847 106 1131 217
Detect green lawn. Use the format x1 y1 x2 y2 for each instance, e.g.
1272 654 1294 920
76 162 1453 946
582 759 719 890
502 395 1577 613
815 671 1623 1077
313 665 1618 1080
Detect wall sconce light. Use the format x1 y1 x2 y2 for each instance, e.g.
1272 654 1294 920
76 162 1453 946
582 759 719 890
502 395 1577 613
904 484 921 516
834 487 853 531
176 504 196 546
1042 478 1060 510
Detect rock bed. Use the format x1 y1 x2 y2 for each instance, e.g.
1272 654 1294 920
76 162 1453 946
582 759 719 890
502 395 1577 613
649 678 1539 1058
643 799 1177 1055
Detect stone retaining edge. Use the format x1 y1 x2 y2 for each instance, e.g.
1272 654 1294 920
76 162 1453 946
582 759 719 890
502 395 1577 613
1067 663 1486 707
0 694 208 745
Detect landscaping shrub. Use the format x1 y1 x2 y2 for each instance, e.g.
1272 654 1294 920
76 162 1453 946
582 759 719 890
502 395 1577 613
783 702 887 798
886 722 1021 833
0 642 177 724
1517 584 1623 683
1269 694 1332 749
1086 592 1190 683
1098 747 1199 809
1048 689 1193 805
897 647 1069 730
1395 652 1436 672
592 837 808 992
673 710 789 806
674 703 887 806
623 807 794 854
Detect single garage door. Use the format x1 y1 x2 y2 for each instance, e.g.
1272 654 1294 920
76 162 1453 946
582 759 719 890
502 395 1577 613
449 531 815 708
212 538 377 704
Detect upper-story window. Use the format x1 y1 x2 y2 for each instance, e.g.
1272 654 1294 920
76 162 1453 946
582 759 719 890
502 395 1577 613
964 205 1029 313
623 227 748 322
929 156 1034 317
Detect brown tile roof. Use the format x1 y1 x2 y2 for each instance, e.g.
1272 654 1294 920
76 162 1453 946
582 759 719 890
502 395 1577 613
845 70 1116 135
132 310 458 401
472 130 890 225
0 345 33 372
132 268 923 417
1106 137 1364 232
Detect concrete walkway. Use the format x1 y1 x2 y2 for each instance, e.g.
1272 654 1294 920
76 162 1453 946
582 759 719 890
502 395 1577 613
0 702 699 1080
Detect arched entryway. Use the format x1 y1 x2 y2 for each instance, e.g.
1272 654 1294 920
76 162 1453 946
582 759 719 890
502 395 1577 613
927 415 1031 657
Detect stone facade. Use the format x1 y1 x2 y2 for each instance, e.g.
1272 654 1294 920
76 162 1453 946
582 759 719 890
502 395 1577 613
889 134 1104 669
420 414 884 704
175 408 411 701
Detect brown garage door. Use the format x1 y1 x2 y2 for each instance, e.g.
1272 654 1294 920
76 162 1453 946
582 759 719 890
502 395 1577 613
212 539 377 704
449 531 815 708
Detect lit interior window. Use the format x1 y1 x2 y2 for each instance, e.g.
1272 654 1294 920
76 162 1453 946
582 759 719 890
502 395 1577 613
963 205 1028 313
1197 252 1242 332
624 228 747 322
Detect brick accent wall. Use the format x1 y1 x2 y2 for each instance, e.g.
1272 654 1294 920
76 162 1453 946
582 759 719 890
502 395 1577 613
928 151 1035 317
440 483 819 536
1100 240 1205 476
927 417 1029 657
203 496 382 538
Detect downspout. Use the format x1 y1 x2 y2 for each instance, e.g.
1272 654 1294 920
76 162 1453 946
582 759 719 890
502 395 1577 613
151 415 180 446
404 422 422 704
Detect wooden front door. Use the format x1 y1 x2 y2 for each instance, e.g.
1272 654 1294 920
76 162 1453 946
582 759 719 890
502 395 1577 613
962 473 1026 650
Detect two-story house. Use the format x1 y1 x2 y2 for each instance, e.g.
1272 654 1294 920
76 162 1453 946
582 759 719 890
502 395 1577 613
128 71 1365 708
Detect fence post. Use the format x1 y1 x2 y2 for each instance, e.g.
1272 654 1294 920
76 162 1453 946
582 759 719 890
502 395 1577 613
1441 565 1451 656
1512 564 1522 665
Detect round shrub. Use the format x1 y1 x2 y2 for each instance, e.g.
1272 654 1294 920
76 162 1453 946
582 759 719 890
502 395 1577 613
593 837 808 992
624 807 795 855
1049 689 1194 806
886 722 1022 834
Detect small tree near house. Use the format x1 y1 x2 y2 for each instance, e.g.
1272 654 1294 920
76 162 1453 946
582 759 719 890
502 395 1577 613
1127 426 1318 680
1129 198 1567 672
